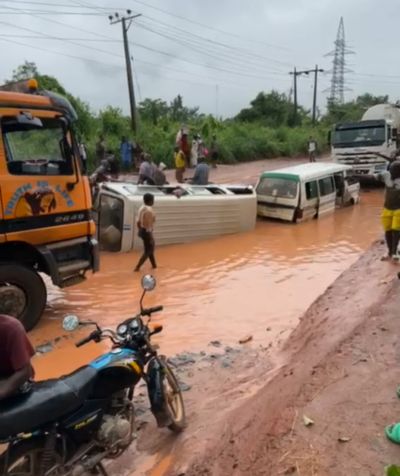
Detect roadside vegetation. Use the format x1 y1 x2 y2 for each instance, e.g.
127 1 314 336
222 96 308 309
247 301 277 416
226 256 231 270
5 61 391 171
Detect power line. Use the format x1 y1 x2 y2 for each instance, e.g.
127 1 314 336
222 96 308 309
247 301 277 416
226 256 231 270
130 0 291 52
0 3 289 82
134 22 287 77
135 16 292 68
0 36 124 69
0 20 123 59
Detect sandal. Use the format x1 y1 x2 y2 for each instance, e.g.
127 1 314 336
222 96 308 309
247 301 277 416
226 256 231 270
385 423 400 444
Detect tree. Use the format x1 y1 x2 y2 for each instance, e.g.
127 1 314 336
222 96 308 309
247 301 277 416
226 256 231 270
323 93 391 125
8 61 38 82
169 94 199 122
139 98 169 125
236 91 293 127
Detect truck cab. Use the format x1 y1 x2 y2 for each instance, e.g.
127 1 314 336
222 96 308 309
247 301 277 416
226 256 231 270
330 104 400 181
0 79 99 330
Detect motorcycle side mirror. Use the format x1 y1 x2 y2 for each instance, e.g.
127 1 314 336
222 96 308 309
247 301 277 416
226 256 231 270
63 315 80 332
141 274 156 292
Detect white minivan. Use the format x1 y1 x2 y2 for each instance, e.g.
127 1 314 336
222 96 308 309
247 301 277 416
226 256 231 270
256 162 360 222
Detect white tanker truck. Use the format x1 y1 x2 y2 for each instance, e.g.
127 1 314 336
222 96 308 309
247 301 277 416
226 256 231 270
330 104 400 180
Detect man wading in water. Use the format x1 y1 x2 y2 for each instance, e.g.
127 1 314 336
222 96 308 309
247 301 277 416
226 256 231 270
378 161 400 261
134 193 157 272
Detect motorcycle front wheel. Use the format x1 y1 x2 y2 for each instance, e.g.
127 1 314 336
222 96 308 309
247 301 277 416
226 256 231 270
160 359 186 433
0 438 63 475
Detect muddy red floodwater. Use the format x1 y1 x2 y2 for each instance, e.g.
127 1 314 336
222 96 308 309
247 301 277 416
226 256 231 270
31 179 383 380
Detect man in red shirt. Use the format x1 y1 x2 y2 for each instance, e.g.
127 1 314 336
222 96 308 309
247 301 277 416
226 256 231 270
0 315 35 400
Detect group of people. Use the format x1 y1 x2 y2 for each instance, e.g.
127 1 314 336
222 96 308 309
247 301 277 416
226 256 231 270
174 125 219 185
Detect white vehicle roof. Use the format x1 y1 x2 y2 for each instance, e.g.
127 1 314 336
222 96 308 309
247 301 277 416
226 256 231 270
99 181 254 198
260 162 352 182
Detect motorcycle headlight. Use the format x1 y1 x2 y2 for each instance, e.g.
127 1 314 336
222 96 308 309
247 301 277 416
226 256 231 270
117 324 128 335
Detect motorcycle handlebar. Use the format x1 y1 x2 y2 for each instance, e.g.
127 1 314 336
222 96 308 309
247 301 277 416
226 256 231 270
141 305 163 316
75 334 93 348
75 330 100 348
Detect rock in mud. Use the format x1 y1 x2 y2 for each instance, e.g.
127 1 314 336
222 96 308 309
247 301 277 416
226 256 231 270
221 358 232 368
35 342 54 354
239 335 253 344
168 352 197 368
224 346 240 354
178 381 192 392
209 340 222 347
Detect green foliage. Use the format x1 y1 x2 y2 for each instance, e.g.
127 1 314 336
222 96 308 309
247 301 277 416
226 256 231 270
323 93 391 125
3 62 368 173
385 465 400 476
8 61 38 82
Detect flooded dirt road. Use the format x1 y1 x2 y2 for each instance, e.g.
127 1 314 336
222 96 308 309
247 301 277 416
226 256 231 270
30 158 384 381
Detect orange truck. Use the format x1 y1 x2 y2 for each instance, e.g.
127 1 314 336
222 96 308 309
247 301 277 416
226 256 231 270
0 79 99 330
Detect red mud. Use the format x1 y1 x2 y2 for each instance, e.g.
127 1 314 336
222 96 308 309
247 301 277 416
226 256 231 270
168 242 400 476
27 157 391 475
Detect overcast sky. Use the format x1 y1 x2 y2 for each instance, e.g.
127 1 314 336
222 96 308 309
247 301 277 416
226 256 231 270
0 0 397 118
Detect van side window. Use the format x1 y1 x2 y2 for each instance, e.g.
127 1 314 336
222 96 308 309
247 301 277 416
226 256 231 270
318 176 335 196
305 181 318 199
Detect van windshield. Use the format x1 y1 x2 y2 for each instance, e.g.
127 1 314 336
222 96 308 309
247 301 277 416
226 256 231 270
256 177 298 199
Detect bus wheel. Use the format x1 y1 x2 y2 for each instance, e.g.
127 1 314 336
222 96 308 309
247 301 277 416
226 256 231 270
0 264 47 331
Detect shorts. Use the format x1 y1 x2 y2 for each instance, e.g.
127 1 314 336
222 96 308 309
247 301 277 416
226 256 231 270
381 208 400 231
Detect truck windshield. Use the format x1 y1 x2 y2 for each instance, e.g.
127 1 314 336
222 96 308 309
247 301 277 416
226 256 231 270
332 124 386 148
1 117 74 175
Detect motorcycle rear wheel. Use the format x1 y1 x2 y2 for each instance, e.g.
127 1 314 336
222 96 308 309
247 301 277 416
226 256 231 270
160 359 186 433
0 439 63 476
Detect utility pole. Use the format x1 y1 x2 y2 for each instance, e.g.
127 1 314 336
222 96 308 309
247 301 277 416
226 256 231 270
215 84 219 119
109 10 141 134
289 66 324 126
289 67 299 126
312 65 324 125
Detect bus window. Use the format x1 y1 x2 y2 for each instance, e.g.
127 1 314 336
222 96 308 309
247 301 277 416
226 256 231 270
318 176 335 196
305 181 318 200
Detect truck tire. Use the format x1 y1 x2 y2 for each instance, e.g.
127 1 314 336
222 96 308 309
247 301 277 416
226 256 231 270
0 264 47 331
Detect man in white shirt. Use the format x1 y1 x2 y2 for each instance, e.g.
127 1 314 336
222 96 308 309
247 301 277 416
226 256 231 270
308 136 317 162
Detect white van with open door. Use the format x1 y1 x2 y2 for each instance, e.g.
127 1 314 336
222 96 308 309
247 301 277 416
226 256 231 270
256 162 359 223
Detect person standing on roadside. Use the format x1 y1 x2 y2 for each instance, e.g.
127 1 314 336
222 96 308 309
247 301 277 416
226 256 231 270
308 136 317 162
377 161 400 261
174 145 186 183
190 134 200 168
120 136 132 171
134 193 157 272
210 134 219 168
95 134 106 167
0 314 35 400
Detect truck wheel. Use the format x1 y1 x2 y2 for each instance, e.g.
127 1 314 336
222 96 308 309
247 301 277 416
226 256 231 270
0 264 47 331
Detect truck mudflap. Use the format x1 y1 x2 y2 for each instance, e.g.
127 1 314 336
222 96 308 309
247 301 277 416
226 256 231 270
38 236 99 288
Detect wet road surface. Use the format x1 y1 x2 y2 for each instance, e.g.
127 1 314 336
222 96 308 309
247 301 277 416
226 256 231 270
31 157 383 379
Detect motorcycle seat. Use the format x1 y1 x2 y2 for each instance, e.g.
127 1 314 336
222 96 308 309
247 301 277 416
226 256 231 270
0 365 97 439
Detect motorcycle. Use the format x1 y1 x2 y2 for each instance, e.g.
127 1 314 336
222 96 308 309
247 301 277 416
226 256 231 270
0 275 186 476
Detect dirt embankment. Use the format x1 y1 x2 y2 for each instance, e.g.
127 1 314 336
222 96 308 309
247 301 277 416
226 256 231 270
167 241 400 476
